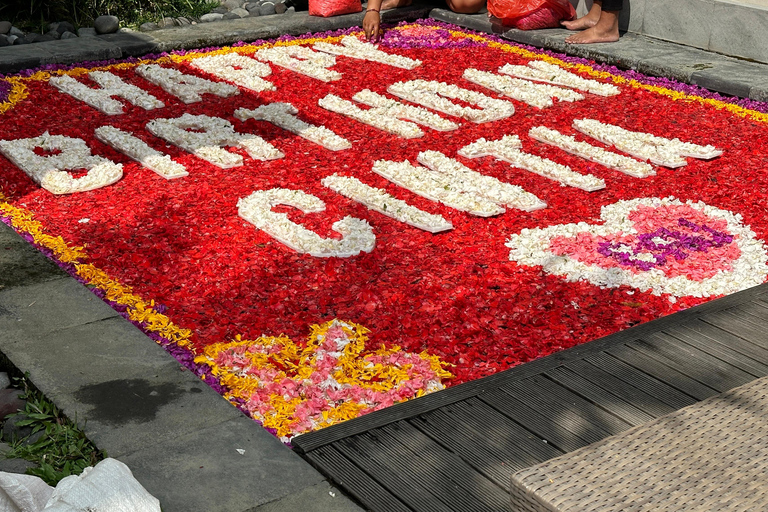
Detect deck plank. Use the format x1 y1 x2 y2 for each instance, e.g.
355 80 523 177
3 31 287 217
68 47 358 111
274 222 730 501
304 445 413 512
379 422 511 512
296 284 768 512
605 344 719 400
480 389 592 453
545 365 657 425
675 320 768 366
662 324 768 377
581 352 697 410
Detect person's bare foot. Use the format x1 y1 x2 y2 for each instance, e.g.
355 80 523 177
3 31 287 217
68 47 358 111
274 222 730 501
561 3 601 30
565 10 619 44
380 0 411 9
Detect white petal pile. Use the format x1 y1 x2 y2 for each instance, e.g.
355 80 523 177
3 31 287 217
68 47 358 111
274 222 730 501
506 197 768 297
573 118 723 168
136 64 239 103
529 126 655 178
499 60 620 96
49 71 164 115
387 80 515 123
0 132 122 194
147 114 283 168
94 126 188 179
190 53 275 93
313 36 422 69
417 150 546 212
372 159 505 217
319 94 424 139
238 188 376 257
353 90 458 132
235 103 351 151
321 174 453 233
254 46 341 82
463 68 583 108
459 136 605 191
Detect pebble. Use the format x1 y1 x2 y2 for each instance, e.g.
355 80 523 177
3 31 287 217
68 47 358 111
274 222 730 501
140 22 159 32
60 31 78 39
0 373 10 389
223 0 243 9
176 17 192 25
245 2 261 10
6 35 17 44
222 12 242 19
55 21 76 34
0 21 10 35
0 35 8 47
78 27 97 37
200 12 225 22
158 17 176 28
212 6 230 14
9 26 24 37
275 1 287 14
2 413 31 442
45 29 61 40
94 15 120 34
0 389 25 420
260 2 277 15
231 7 250 17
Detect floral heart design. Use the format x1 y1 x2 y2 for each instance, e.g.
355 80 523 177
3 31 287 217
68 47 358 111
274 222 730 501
507 197 768 297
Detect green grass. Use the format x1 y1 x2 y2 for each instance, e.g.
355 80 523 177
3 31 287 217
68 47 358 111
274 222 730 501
4 377 106 486
0 0 219 33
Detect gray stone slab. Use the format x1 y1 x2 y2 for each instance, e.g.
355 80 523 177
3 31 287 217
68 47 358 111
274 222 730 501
428 9 497 35
37 37 122 66
690 60 768 98
97 32 160 58
0 315 244 457
0 278 118 339
0 222 65 289
118 415 328 512
641 0 713 50
0 45 46 73
750 83 768 103
251 481 363 511
709 1 768 64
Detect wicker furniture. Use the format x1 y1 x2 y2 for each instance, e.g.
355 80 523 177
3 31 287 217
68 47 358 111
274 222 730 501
510 375 768 511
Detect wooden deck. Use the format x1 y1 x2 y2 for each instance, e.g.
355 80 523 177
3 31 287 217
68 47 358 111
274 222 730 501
291 283 768 512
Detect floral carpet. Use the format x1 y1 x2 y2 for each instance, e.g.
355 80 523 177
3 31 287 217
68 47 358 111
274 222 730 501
2 20 768 441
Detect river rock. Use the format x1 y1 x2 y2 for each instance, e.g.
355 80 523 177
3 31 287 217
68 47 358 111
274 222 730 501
60 31 78 39
157 17 176 28
223 0 243 9
94 15 119 34
231 7 250 17
222 12 241 19
0 35 8 47
77 27 97 37
9 27 24 37
56 21 76 34
260 2 276 15
0 21 11 35
0 389 25 421
140 22 159 31
212 6 229 14
200 12 225 22
275 1 287 13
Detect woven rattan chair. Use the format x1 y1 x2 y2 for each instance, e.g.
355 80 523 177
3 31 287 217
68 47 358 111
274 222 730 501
509 375 768 511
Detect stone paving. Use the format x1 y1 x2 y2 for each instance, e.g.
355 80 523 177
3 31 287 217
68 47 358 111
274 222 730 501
1 5 768 511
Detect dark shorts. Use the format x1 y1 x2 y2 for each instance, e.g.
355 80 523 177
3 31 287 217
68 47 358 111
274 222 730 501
601 0 623 10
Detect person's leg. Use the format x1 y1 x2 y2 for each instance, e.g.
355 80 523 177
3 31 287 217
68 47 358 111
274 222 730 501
561 0 603 31
445 0 485 14
564 0 621 43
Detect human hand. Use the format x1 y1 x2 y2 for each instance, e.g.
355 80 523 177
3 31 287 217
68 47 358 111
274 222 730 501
363 11 381 41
